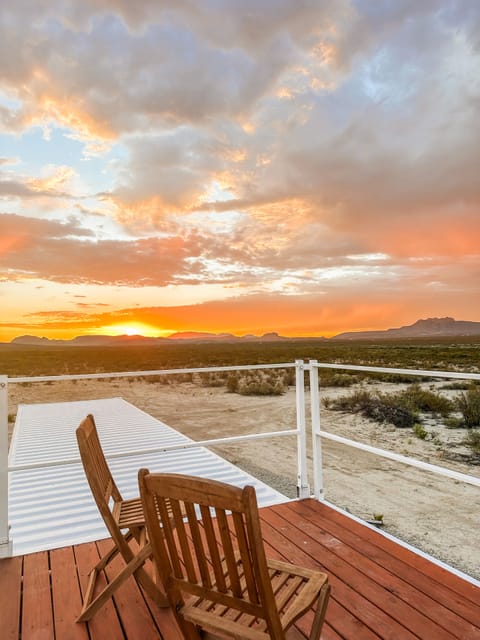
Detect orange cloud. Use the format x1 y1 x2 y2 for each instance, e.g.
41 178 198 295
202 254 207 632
34 93 116 141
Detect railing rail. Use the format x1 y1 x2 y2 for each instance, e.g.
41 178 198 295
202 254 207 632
8 362 294 385
312 361 480 380
8 429 298 473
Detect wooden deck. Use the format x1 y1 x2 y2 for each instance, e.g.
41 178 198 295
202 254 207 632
1 498 479 640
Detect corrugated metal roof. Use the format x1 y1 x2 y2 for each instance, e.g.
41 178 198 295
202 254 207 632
8 397 288 556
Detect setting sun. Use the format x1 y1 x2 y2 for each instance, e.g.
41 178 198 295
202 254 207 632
98 323 165 337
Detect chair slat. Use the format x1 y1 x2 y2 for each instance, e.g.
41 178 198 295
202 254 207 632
232 511 259 605
200 505 227 593
157 497 184 580
171 500 197 584
271 573 304 613
216 508 242 597
185 501 211 588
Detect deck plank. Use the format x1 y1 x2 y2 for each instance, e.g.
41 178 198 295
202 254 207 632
74 540 125 640
121 538 184 640
22 551 54 640
0 555 22 640
50 546 89 640
96 538 161 640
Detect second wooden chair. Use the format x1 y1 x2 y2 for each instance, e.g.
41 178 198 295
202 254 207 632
139 470 330 640
76 414 168 622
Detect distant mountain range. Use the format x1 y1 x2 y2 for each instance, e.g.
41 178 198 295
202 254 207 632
331 317 480 340
9 330 294 346
6 317 480 346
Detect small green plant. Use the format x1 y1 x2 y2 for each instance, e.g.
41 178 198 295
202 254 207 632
372 513 384 522
413 423 428 440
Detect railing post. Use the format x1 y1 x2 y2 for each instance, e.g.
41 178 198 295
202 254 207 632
0 375 12 557
309 360 324 500
295 360 310 498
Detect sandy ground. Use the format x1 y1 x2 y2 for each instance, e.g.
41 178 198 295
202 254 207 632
7 377 480 580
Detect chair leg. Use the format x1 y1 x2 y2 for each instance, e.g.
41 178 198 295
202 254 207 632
309 583 331 640
77 542 167 622
133 563 169 608
93 530 136 572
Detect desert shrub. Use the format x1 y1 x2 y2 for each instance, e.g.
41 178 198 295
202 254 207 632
226 374 239 393
323 389 417 428
319 372 358 387
174 372 194 383
238 378 286 396
444 416 464 429
394 384 454 416
322 389 373 412
463 430 480 457
199 373 226 387
456 386 480 428
363 372 432 384
362 396 417 428
236 372 287 396
440 381 471 390
282 368 296 386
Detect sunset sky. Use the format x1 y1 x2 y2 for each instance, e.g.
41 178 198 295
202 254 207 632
1 1 479 342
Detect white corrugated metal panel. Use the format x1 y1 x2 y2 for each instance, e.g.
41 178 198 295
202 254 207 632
8 397 288 556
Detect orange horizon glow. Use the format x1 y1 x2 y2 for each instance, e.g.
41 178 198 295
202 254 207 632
95 322 171 338
1 293 476 344
0 313 444 343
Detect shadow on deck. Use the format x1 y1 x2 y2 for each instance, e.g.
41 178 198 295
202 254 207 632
1 499 479 640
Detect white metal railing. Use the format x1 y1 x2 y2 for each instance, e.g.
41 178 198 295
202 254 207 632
1 359 480 559
308 359 480 499
0 362 304 557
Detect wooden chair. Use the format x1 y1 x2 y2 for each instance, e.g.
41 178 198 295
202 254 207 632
138 470 331 640
75 414 168 622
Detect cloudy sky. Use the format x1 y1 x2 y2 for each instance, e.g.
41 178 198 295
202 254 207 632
1 0 479 341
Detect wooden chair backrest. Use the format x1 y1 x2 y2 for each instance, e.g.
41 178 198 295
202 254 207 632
76 414 123 538
139 471 284 636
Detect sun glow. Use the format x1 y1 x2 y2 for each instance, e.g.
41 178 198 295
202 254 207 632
97 322 164 337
